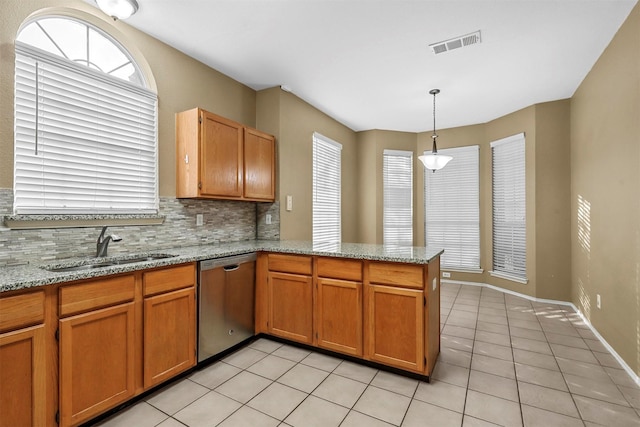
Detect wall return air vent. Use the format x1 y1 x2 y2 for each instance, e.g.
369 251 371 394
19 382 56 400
429 30 482 55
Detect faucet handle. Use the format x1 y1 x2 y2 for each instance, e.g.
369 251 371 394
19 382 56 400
111 234 123 242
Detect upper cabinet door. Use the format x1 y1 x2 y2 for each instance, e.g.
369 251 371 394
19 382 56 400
243 128 275 201
200 111 244 198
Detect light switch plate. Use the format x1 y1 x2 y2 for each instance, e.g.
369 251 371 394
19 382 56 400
266 214 272 225
286 195 293 211
196 214 203 226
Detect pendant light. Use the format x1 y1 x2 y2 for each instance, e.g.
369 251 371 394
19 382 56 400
96 0 139 20
418 89 453 172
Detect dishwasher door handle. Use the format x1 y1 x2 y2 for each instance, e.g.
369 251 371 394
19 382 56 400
223 264 240 272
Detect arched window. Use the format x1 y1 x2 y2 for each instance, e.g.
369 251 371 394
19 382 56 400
14 16 158 214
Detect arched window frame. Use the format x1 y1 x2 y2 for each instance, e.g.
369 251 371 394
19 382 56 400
12 14 159 220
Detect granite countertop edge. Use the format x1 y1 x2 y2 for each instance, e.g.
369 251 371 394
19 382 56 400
0 240 444 293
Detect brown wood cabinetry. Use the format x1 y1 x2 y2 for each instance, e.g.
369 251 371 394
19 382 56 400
256 252 441 377
56 263 196 427
0 290 48 427
366 284 424 372
266 253 313 344
176 108 275 202
316 258 363 357
143 266 196 388
365 261 425 373
58 275 137 427
258 254 314 344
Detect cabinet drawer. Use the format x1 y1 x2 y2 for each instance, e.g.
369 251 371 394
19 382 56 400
317 257 362 281
143 263 196 297
0 290 45 333
268 254 312 275
369 262 424 289
59 275 135 317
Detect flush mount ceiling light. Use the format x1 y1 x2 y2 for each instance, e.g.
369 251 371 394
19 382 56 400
419 89 453 172
96 0 139 20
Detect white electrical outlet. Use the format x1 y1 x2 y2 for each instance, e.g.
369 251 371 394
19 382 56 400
596 294 601 309
196 214 204 226
432 277 437 291
286 195 293 211
442 272 451 278
266 214 272 225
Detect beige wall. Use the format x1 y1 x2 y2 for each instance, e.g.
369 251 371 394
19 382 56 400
0 0 256 197
570 2 640 374
266 89 358 242
535 100 572 301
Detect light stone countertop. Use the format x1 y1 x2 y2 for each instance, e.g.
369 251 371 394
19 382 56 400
0 240 444 293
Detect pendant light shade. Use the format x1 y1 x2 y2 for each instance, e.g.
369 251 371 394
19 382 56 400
96 0 139 20
418 89 452 172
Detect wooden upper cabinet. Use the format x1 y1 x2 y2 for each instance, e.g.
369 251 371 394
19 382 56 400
201 112 243 197
243 128 275 200
176 108 275 201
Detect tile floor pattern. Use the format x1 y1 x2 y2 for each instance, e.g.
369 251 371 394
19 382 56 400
96 283 640 427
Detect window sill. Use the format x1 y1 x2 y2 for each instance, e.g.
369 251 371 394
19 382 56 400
442 267 484 274
4 214 165 230
489 270 528 285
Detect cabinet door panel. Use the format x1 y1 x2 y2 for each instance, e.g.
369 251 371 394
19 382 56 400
317 278 362 356
59 303 135 427
0 325 46 427
367 285 424 372
201 112 243 197
268 272 313 344
244 128 275 200
144 287 196 388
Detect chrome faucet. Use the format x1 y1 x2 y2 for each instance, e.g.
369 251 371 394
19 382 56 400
96 226 122 257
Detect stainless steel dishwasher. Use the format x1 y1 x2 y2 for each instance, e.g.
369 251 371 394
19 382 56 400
198 253 256 363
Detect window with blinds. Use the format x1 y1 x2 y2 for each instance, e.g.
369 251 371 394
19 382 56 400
424 145 480 270
383 149 413 246
312 132 342 243
13 17 157 215
491 133 526 281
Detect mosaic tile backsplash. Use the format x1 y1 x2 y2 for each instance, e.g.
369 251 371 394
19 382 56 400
0 189 280 267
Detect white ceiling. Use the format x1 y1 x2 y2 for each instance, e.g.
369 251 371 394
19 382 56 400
111 0 637 132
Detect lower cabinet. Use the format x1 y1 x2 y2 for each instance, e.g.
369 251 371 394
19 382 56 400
57 263 196 427
366 284 424 372
0 325 47 427
59 302 136 427
256 253 439 377
0 289 49 427
316 277 362 356
144 287 196 388
268 271 313 344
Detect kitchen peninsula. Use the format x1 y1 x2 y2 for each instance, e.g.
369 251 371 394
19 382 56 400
0 240 442 427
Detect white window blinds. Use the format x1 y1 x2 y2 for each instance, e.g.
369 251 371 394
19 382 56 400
14 42 158 214
312 132 341 243
383 149 413 246
491 133 526 281
425 145 480 270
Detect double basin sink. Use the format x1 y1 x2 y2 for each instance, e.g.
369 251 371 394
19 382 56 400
43 254 176 272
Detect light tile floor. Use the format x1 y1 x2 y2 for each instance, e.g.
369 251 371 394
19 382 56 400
96 283 640 426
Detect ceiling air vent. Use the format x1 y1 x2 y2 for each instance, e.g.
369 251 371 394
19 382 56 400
429 30 482 55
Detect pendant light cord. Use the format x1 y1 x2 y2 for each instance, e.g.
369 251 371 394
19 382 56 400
431 90 438 153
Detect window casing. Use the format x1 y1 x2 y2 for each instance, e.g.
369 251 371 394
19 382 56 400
14 17 158 215
312 132 341 243
383 149 413 246
491 133 526 282
424 145 480 270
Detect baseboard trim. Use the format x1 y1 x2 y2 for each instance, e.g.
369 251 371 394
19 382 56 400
442 278 640 387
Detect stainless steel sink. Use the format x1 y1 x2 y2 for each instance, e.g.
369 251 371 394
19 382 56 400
43 254 176 272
